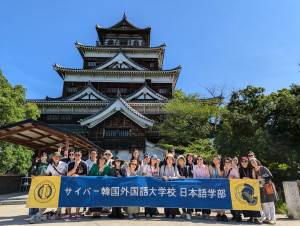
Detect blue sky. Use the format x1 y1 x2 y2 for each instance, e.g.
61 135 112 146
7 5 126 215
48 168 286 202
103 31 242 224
1 0 300 99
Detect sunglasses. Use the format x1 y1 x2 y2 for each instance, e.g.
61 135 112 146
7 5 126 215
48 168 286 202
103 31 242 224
104 153 111 156
248 154 254 157
75 154 81 157
241 160 248 163
69 154 74 156
197 159 203 161
225 161 231 163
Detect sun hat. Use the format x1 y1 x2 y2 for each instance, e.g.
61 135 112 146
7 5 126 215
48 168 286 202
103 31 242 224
113 156 124 165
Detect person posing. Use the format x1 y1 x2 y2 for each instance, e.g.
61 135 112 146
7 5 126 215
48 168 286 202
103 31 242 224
239 157 261 224
66 150 88 221
223 157 242 222
85 149 98 173
250 158 278 225
193 155 210 219
232 156 239 168
176 155 193 221
209 155 227 222
29 151 68 224
160 154 180 219
88 156 110 218
108 156 126 219
142 155 159 218
131 149 142 166
186 153 195 178
28 152 48 217
124 160 141 219
140 153 150 172
103 150 114 167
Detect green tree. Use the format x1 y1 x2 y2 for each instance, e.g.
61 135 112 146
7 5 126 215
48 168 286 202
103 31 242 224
157 89 223 157
0 69 40 174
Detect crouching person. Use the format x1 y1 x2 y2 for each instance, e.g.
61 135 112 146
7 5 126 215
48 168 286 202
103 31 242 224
29 151 68 224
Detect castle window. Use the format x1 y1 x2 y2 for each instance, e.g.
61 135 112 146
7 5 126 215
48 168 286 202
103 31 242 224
119 88 128 93
133 40 140 46
106 88 118 93
67 86 78 93
158 88 169 94
60 115 72 121
119 39 128 46
88 62 96 67
149 63 154 68
105 129 130 137
107 40 114 45
45 115 58 121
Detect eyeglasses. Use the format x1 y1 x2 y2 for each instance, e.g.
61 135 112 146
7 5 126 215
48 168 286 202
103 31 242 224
75 154 81 157
225 161 231 163
241 160 248 163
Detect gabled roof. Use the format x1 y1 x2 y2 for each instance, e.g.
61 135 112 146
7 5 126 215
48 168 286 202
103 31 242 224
124 82 168 101
62 81 112 101
80 93 154 129
96 12 151 31
94 49 147 70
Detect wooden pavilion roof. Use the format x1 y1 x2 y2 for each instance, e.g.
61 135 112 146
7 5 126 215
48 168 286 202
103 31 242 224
0 119 101 154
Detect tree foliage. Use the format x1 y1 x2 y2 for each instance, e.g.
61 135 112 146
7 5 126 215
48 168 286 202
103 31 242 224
0 69 40 174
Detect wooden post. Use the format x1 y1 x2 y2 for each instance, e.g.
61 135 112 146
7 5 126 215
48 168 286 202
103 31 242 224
64 138 69 157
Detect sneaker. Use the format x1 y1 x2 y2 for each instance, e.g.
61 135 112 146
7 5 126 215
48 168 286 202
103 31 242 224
263 219 269 223
268 219 276 225
29 215 42 224
186 214 191 221
146 214 150 218
216 214 222 221
222 214 228 222
128 214 134 219
75 215 81 220
64 215 72 221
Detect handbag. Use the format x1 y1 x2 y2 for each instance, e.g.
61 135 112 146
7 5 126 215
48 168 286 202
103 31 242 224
264 182 275 194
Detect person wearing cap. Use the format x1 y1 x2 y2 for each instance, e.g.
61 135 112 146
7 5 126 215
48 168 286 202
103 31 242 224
29 150 68 224
66 149 88 221
142 154 159 218
176 155 193 220
108 156 126 219
28 152 48 217
239 157 261 224
104 150 114 167
250 158 278 225
160 153 180 219
88 156 110 218
124 159 141 219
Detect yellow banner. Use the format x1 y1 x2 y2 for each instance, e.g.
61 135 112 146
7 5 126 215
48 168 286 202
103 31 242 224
230 179 261 211
26 176 61 208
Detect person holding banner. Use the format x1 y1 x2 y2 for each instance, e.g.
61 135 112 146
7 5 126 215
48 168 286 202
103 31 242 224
239 156 261 224
29 151 68 224
142 154 159 218
209 155 227 222
250 158 278 225
193 155 211 220
124 159 141 219
186 153 195 178
223 157 242 222
66 150 88 221
88 156 110 218
176 155 193 221
160 153 180 219
108 156 126 219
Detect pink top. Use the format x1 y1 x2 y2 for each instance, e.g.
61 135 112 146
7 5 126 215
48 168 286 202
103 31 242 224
193 164 210 178
223 166 240 179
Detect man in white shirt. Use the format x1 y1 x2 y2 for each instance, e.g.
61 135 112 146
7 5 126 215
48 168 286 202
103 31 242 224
29 151 68 224
85 150 98 173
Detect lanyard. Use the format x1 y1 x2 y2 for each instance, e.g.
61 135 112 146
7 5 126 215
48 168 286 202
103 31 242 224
196 165 204 178
242 167 249 178
167 166 172 176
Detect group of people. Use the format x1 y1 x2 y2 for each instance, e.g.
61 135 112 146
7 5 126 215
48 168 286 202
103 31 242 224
28 149 278 225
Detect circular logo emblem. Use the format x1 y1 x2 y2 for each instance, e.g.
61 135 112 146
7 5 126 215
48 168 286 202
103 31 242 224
234 183 258 206
34 180 56 203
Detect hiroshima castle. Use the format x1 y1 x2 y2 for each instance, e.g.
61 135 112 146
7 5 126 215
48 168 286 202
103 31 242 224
27 13 181 160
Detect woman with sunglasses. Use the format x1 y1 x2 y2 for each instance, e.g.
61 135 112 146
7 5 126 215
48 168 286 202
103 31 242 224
209 155 226 221
89 156 110 218
223 157 241 222
142 155 159 218
193 155 210 219
239 156 261 224
124 159 141 219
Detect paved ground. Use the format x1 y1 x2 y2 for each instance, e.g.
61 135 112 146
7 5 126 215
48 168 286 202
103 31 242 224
0 192 299 226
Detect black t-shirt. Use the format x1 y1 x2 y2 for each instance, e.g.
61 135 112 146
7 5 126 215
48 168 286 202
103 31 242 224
68 161 88 175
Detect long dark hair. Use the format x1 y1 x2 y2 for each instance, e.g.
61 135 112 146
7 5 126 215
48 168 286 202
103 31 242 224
211 155 224 171
148 158 159 169
130 149 142 165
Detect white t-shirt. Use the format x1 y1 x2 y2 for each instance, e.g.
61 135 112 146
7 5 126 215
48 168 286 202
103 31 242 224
142 165 159 177
85 159 97 173
45 161 68 176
